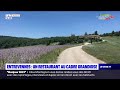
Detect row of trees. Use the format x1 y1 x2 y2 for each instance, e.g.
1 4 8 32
102 30 120 36
1 30 120 49
84 31 98 36
0 32 101 49
85 30 120 36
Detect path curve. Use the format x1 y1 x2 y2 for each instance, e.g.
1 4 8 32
57 45 105 64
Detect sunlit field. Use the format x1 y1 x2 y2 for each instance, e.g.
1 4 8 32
0 45 73 69
82 36 120 64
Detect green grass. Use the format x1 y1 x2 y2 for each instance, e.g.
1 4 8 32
31 46 74 63
82 36 120 64
0 59 7 69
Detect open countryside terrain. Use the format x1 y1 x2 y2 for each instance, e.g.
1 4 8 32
0 34 102 69
1 35 120 69
57 45 105 64
82 36 120 63
0 45 73 69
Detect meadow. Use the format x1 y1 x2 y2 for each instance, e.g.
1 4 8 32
82 36 120 64
0 45 73 69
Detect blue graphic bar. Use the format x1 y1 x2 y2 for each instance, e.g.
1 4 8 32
99 64 120 70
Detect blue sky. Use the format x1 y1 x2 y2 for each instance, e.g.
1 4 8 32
0 11 120 38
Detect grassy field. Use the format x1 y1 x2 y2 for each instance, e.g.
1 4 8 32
82 36 120 64
31 45 74 63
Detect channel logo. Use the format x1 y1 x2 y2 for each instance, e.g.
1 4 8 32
5 14 21 20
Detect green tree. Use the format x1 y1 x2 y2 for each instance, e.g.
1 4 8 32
112 30 115 34
70 34 76 43
84 32 88 36
94 31 98 35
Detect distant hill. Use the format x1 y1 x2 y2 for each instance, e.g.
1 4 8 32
0 33 104 49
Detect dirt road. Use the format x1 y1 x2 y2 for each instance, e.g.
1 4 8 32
57 45 105 64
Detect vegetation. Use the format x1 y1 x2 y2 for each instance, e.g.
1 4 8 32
82 36 120 63
1 30 120 67
0 31 102 49
31 46 73 63
101 30 120 36
94 31 98 35
0 45 72 69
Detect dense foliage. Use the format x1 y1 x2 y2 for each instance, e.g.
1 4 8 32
101 30 120 36
0 35 84 49
0 31 105 49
